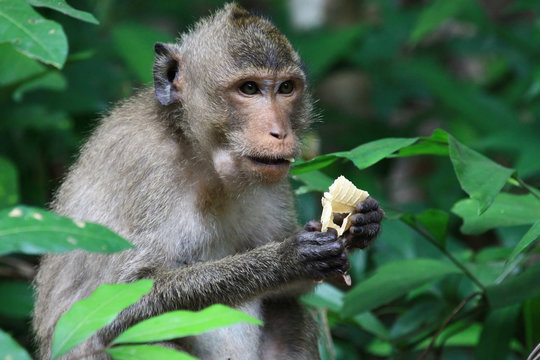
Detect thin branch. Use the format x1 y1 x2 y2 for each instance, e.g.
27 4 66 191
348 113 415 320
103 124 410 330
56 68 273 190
418 292 482 360
411 224 486 291
516 177 540 201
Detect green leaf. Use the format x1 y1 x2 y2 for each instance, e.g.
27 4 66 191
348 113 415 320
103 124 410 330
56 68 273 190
0 280 33 318
13 70 66 101
290 153 342 175
0 158 18 209
410 0 471 43
291 137 418 175
302 283 344 313
28 0 99 24
395 129 449 157
51 279 154 359
474 304 520 360
346 138 419 170
507 220 540 263
0 206 133 255
113 304 262 344
0 329 32 360
401 209 449 248
112 23 173 83
449 136 515 214
486 261 540 309
342 259 461 317
107 345 196 360
0 43 45 86
452 193 540 235
292 170 334 195
0 0 68 68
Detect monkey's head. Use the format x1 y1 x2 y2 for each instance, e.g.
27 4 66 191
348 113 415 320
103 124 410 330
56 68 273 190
153 3 313 185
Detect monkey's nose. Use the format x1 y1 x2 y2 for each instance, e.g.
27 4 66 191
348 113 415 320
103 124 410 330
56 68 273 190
270 130 287 140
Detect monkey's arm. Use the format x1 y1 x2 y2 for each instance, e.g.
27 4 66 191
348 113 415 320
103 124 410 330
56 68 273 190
103 228 348 339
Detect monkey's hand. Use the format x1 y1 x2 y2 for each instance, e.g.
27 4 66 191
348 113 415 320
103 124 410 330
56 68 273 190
336 196 384 249
288 221 350 281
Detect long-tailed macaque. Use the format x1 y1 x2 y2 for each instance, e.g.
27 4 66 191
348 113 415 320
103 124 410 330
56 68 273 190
33 3 383 359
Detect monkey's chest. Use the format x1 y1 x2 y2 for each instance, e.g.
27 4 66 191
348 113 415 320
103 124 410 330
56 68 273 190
188 299 263 359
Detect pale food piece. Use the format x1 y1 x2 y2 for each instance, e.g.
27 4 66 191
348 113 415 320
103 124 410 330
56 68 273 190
320 176 369 236
320 176 369 287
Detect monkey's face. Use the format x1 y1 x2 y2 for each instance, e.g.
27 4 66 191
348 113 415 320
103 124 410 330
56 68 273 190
220 72 305 184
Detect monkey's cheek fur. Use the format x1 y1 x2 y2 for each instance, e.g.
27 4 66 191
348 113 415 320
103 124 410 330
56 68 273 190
245 156 291 183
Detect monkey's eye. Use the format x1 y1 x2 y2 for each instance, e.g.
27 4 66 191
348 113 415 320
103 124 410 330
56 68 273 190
239 81 259 95
278 81 294 94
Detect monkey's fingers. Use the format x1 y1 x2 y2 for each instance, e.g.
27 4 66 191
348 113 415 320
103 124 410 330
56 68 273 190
345 223 381 249
354 196 382 214
305 252 350 281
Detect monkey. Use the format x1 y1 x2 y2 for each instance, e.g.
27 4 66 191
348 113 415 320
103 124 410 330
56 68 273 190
33 3 383 360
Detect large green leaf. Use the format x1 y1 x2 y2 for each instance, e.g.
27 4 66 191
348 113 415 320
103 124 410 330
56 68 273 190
486 261 540 309
449 136 515 214
0 329 32 360
291 137 418 175
507 220 540 263
474 304 520 360
0 43 45 86
51 279 153 359
113 304 262 344
0 0 68 68
347 138 419 170
342 259 461 317
28 0 99 24
410 0 470 43
0 157 18 209
395 129 449 157
0 206 133 255
112 23 173 83
452 193 540 235
107 345 196 360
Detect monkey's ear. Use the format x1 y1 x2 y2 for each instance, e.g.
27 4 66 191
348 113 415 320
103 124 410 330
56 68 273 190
153 42 184 106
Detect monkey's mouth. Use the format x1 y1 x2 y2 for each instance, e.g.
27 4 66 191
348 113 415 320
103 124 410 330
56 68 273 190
248 156 292 166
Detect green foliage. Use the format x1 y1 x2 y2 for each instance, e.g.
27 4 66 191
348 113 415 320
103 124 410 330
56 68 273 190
113 304 262 344
0 206 133 255
1 1 539 359
28 0 99 25
0 0 67 68
107 345 197 360
51 280 153 359
342 259 461 317
0 329 32 360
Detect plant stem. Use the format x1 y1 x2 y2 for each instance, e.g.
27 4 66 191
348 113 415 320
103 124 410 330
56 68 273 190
412 224 487 292
516 177 540 201
418 292 482 360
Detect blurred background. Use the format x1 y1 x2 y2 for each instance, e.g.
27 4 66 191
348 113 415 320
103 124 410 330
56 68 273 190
1 0 540 359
